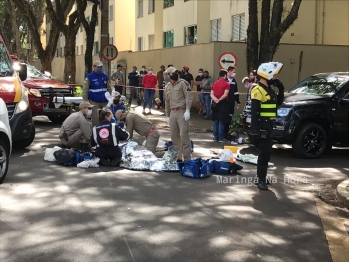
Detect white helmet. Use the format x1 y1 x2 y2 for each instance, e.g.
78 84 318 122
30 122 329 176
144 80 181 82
257 62 283 80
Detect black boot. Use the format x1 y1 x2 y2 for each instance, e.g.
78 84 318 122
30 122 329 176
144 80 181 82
99 158 110 166
110 157 121 167
256 164 269 190
257 179 268 190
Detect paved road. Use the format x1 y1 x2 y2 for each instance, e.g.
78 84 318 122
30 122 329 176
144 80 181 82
1 116 348 262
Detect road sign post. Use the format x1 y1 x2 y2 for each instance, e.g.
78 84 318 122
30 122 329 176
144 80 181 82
218 52 238 70
102 44 118 62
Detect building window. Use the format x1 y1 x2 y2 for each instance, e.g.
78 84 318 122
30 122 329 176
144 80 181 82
138 37 143 51
80 25 83 32
163 30 174 48
148 0 155 13
184 25 197 45
109 37 114 45
164 0 174 8
211 19 221 41
95 16 98 26
109 5 114 20
232 13 246 41
94 41 99 55
86 16 90 24
138 0 143 18
81 45 83 55
148 35 154 50
56 49 58 57
76 46 79 55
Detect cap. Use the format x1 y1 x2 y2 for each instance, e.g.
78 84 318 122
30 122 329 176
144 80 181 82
183 66 189 71
93 60 103 67
242 77 249 84
79 101 94 109
115 109 125 120
113 91 121 97
165 66 178 74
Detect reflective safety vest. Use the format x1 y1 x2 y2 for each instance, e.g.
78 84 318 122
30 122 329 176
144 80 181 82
251 84 277 119
92 122 118 148
87 72 108 102
260 87 277 118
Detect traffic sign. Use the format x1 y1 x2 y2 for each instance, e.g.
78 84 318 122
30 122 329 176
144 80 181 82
102 44 118 61
218 51 238 70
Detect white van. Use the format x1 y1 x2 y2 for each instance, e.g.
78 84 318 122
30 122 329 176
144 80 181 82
0 97 11 183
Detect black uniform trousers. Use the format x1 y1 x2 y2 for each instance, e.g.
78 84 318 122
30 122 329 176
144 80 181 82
257 120 273 181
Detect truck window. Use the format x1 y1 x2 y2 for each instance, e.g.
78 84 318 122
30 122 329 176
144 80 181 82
0 43 12 76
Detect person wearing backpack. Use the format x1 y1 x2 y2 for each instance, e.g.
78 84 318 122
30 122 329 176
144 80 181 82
91 109 130 166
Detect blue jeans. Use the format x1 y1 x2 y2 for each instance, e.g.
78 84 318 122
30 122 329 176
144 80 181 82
213 120 225 141
203 93 211 117
143 89 155 109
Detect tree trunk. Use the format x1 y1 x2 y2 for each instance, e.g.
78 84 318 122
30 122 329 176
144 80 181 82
246 0 259 73
76 0 98 77
40 53 53 73
6 0 23 58
84 4 98 77
246 0 303 74
64 29 77 83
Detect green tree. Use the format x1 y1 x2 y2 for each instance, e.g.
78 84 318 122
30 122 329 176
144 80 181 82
246 0 303 73
12 0 73 72
45 0 84 83
76 0 98 77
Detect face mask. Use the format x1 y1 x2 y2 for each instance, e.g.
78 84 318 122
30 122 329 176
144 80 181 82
148 71 152 74
198 73 203 76
170 74 179 81
87 109 92 116
96 68 103 75
113 99 119 104
231 73 236 78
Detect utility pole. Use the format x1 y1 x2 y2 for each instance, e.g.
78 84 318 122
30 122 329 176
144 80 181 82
100 0 110 77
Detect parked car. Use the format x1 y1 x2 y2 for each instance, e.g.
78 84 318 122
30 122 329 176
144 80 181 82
0 35 35 149
273 72 349 158
22 64 78 123
0 97 12 183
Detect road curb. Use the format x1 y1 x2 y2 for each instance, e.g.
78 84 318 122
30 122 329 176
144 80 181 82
336 179 349 209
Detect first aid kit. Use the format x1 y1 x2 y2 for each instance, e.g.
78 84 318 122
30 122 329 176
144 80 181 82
178 158 212 179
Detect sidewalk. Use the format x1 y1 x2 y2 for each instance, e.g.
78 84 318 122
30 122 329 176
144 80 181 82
336 180 349 209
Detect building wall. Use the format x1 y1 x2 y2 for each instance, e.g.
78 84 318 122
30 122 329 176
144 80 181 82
134 0 349 50
114 0 135 51
162 1 197 47
50 42 349 113
135 0 155 51
210 0 247 42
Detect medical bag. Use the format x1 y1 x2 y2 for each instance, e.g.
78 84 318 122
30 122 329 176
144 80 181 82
178 158 212 179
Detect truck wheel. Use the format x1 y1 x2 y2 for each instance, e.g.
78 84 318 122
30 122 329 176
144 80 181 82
0 140 9 184
13 122 36 149
48 115 67 124
292 123 327 159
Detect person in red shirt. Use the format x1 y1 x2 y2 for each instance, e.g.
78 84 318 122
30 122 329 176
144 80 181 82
210 70 231 142
142 67 158 114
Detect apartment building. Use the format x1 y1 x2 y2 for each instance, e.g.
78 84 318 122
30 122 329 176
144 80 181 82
135 0 349 51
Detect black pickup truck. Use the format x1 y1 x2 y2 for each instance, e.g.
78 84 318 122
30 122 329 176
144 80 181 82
273 72 349 158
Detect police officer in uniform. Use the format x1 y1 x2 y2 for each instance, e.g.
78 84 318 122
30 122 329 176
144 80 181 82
59 101 93 150
116 110 160 153
164 67 193 161
82 60 112 126
91 109 130 166
250 62 284 190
